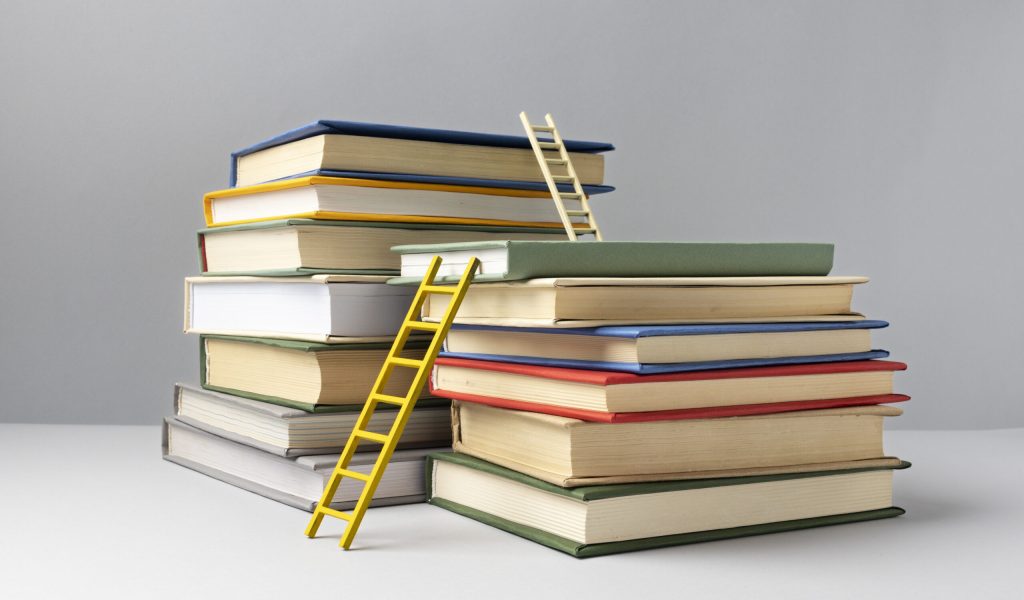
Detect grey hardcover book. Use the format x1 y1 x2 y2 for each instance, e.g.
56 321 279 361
173 383 451 457
162 417 443 512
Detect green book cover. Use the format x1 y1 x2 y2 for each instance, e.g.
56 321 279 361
389 240 835 284
198 219 566 276
426 452 907 558
198 335 443 413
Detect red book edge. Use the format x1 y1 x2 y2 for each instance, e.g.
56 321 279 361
433 356 908 386
198 232 209 273
429 384 911 423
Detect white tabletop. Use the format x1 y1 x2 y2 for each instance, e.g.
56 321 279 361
1 425 1020 599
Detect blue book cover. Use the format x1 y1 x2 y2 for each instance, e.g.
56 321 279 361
441 321 890 374
230 120 615 186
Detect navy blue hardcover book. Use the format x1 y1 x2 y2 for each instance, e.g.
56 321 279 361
230 120 615 187
440 321 891 374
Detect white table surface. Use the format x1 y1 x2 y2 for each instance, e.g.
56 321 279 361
1 425 1021 599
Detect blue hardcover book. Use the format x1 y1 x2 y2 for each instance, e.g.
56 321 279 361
230 119 615 187
440 321 891 374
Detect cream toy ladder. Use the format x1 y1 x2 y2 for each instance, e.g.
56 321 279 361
519 111 603 241
305 255 479 550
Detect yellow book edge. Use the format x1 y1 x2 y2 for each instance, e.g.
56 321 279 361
202 176 588 228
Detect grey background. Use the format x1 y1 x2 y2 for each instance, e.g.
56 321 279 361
1 1 1020 428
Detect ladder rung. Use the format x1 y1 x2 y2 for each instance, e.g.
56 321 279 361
421 285 457 295
560 192 582 199
388 356 424 369
537 142 560 150
531 125 555 132
319 506 353 521
545 158 567 165
550 175 574 182
335 468 371 482
370 393 408 406
404 320 440 331
565 210 589 216
353 430 389 444
573 228 597 235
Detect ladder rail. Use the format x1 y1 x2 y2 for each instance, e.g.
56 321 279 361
305 255 480 550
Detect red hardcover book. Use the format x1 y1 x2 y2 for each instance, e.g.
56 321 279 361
430 357 908 422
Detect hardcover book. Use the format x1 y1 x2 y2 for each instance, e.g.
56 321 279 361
204 177 610 229
230 120 613 187
391 240 836 283
440 320 890 374
199 219 568 276
199 335 436 410
452 401 904 486
426 452 907 558
184 275 417 341
417 276 869 327
174 383 451 456
431 357 907 415
163 417 443 512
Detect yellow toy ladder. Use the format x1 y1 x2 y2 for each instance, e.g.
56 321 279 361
304 255 479 550
519 111 603 241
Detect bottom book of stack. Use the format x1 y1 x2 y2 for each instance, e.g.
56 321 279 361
162 384 450 511
427 452 908 558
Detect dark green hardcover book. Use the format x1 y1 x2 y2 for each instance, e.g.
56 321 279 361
199 335 445 413
390 240 835 284
426 452 907 558
198 219 567 276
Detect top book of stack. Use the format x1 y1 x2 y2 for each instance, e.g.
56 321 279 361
228 119 615 189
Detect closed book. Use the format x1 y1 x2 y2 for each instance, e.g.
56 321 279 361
230 119 613 187
441 320 890 374
391 240 835 284
418 276 869 328
452 401 903 487
174 384 451 455
199 335 436 410
427 452 907 558
204 177 609 229
432 357 907 415
163 417 442 512
184 275 417 342
199 219 568 276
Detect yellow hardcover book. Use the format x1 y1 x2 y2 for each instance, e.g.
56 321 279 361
202 177 593 229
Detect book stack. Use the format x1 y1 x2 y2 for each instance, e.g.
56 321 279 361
392 241 910 558
164 121 617 512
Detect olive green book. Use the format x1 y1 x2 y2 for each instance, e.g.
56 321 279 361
390 240 835 284
426 452 907 558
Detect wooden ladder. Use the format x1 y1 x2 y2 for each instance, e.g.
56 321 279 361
304 255 479 550
519 111 603 241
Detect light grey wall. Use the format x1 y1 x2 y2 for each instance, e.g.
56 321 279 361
1 1 1021 428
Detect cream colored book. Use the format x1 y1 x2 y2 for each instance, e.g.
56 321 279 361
452 402 903 487
422 276 869 327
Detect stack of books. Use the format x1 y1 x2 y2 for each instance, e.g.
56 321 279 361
163 121 616 512
392 241 910 558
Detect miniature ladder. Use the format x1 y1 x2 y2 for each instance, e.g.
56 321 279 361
519 111 603 241
304 255 480 550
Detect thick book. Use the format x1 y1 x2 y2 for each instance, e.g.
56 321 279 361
163 417 443 512
452 401 904 486
230 119 613 187
431 357 907 415
199 219 568 276
184 275 417 342
174 383 451 456
391 240 836 284
204 177 609 229
427 452 907 558
199 335 437 410
417 276 869 328
430 354 905 415
440 320 890 374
